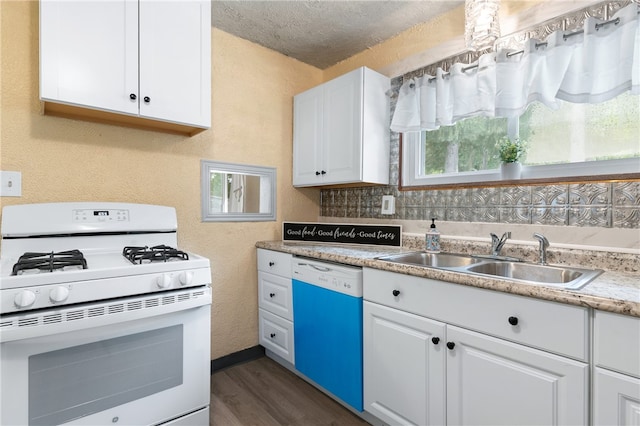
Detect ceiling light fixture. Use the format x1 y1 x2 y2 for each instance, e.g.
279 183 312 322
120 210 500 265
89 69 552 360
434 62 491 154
465 0 501 51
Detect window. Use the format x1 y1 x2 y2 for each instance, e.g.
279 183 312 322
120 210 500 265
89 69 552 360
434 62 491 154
402 91 640 188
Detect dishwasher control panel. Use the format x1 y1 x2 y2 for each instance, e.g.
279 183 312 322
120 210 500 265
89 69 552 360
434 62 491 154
292 257 362 297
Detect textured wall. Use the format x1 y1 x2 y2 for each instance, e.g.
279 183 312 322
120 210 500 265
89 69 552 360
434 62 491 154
0 1 322 359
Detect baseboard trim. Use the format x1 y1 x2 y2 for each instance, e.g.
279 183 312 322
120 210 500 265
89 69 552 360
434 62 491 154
210 345 265 374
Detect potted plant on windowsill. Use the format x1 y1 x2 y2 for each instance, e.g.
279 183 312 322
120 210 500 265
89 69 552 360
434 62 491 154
497 137 527 180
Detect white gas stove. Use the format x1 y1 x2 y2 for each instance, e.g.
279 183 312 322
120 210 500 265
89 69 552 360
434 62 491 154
0 202 211 313
0 202 212 426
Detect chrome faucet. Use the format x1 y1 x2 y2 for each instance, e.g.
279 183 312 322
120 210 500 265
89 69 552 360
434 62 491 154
490 232 511 256
533 233 550 265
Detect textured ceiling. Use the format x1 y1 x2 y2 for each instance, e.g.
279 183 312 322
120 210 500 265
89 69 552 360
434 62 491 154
211 1 463 69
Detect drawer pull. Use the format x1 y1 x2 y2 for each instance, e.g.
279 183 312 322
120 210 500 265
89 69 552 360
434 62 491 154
269 292 276 298
270 333 276 338
446 342 455 350
432 337 440 345
392 289 400 297
508 316 519 326
269 261 275 267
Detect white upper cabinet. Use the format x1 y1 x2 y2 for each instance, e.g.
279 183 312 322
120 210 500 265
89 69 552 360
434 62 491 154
40 0 211 133
293 67 390 187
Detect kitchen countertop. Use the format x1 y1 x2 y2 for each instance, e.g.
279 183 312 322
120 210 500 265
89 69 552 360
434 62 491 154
256 240 640 318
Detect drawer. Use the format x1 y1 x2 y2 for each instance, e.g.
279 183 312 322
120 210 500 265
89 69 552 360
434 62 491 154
364 268 589 361
594 310 640 378
257 249 292 277
258 271 293 321
259 308 294 364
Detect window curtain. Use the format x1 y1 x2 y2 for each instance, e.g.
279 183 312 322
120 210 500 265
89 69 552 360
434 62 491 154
390 2 639 133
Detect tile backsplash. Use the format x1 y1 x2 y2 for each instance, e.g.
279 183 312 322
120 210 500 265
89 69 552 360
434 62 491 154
320 181 639 228
320 75 639 230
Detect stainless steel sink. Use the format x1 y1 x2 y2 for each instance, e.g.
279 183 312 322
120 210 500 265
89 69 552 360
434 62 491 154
375 251 602 290
376 252 483 268
465 262 602 289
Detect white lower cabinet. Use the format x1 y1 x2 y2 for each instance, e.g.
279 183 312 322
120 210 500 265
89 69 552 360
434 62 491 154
257 249 294 363
258 309 294 362
446 325 588 426
364 301 446 426
593 311 640 426
363 267 589 426
594 367 640 426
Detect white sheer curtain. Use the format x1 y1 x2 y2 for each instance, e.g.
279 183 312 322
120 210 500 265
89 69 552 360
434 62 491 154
390 3 639 133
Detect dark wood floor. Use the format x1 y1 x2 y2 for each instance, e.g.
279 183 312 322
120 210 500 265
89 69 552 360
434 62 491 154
210 356 370 426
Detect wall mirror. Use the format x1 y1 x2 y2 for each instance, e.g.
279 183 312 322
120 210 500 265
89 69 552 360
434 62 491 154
201 160 276 222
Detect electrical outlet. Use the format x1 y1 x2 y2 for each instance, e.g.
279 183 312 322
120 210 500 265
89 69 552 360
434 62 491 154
0 171 22 197
381 195 395 215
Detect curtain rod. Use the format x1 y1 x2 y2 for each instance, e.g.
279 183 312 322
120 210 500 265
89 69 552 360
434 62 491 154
419 9 635 84
506 14 628 58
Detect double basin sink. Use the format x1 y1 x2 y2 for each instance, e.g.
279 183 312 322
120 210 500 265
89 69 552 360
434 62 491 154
375 252 603 290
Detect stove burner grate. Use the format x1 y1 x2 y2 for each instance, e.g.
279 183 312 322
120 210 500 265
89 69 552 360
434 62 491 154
12 249 88 276
123 245 189 264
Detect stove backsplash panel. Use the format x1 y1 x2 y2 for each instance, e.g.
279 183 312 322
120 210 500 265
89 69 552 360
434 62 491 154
320 181 639 229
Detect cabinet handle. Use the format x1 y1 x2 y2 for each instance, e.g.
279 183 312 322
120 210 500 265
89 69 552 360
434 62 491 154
321 170 326 175
315 171 321 176
129 93 137 100
446 342 455 350
269 293 275 298
269 261 275 267
508 316 519 326
432 337 440 345
270 333 276 338
392 289 400 297
143 96 151 103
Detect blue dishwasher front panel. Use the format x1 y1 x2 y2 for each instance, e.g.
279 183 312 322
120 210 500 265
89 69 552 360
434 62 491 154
293 279 363 412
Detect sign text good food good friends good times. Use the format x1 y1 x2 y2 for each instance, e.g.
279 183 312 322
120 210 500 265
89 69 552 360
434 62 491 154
283 222 402 247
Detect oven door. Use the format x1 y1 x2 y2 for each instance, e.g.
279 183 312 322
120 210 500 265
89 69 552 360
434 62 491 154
0 287 211 426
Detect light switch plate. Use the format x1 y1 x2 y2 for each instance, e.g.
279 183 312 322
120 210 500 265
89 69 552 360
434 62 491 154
381 195 395 215
0 171 22 197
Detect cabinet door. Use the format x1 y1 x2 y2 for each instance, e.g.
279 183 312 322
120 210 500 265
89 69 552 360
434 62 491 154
446 325 588 426
139 0 211 127
363 301 445 426
594 367 640 426
292 85 324 186
40 0 139 115
322 68 363 184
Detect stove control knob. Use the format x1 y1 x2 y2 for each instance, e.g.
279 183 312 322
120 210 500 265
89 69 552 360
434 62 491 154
157 274 172 289
49 286 70 303
179 271 194 286
14 290 36 309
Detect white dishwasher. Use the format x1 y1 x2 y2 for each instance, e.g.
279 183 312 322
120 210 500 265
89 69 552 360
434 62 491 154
292 257 364 412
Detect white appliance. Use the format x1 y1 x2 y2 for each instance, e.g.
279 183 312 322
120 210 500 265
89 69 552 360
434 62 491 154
0 202 212 426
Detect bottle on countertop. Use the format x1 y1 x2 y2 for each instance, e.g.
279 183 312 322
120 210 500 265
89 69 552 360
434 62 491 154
425 218 441 253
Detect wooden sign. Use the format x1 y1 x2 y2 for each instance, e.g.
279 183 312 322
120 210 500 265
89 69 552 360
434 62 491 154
283 222 402 247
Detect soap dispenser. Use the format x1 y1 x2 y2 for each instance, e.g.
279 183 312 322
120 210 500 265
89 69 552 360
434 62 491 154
426 218 441 253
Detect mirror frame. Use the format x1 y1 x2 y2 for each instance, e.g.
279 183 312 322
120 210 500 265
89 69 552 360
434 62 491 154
200 160 276 222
